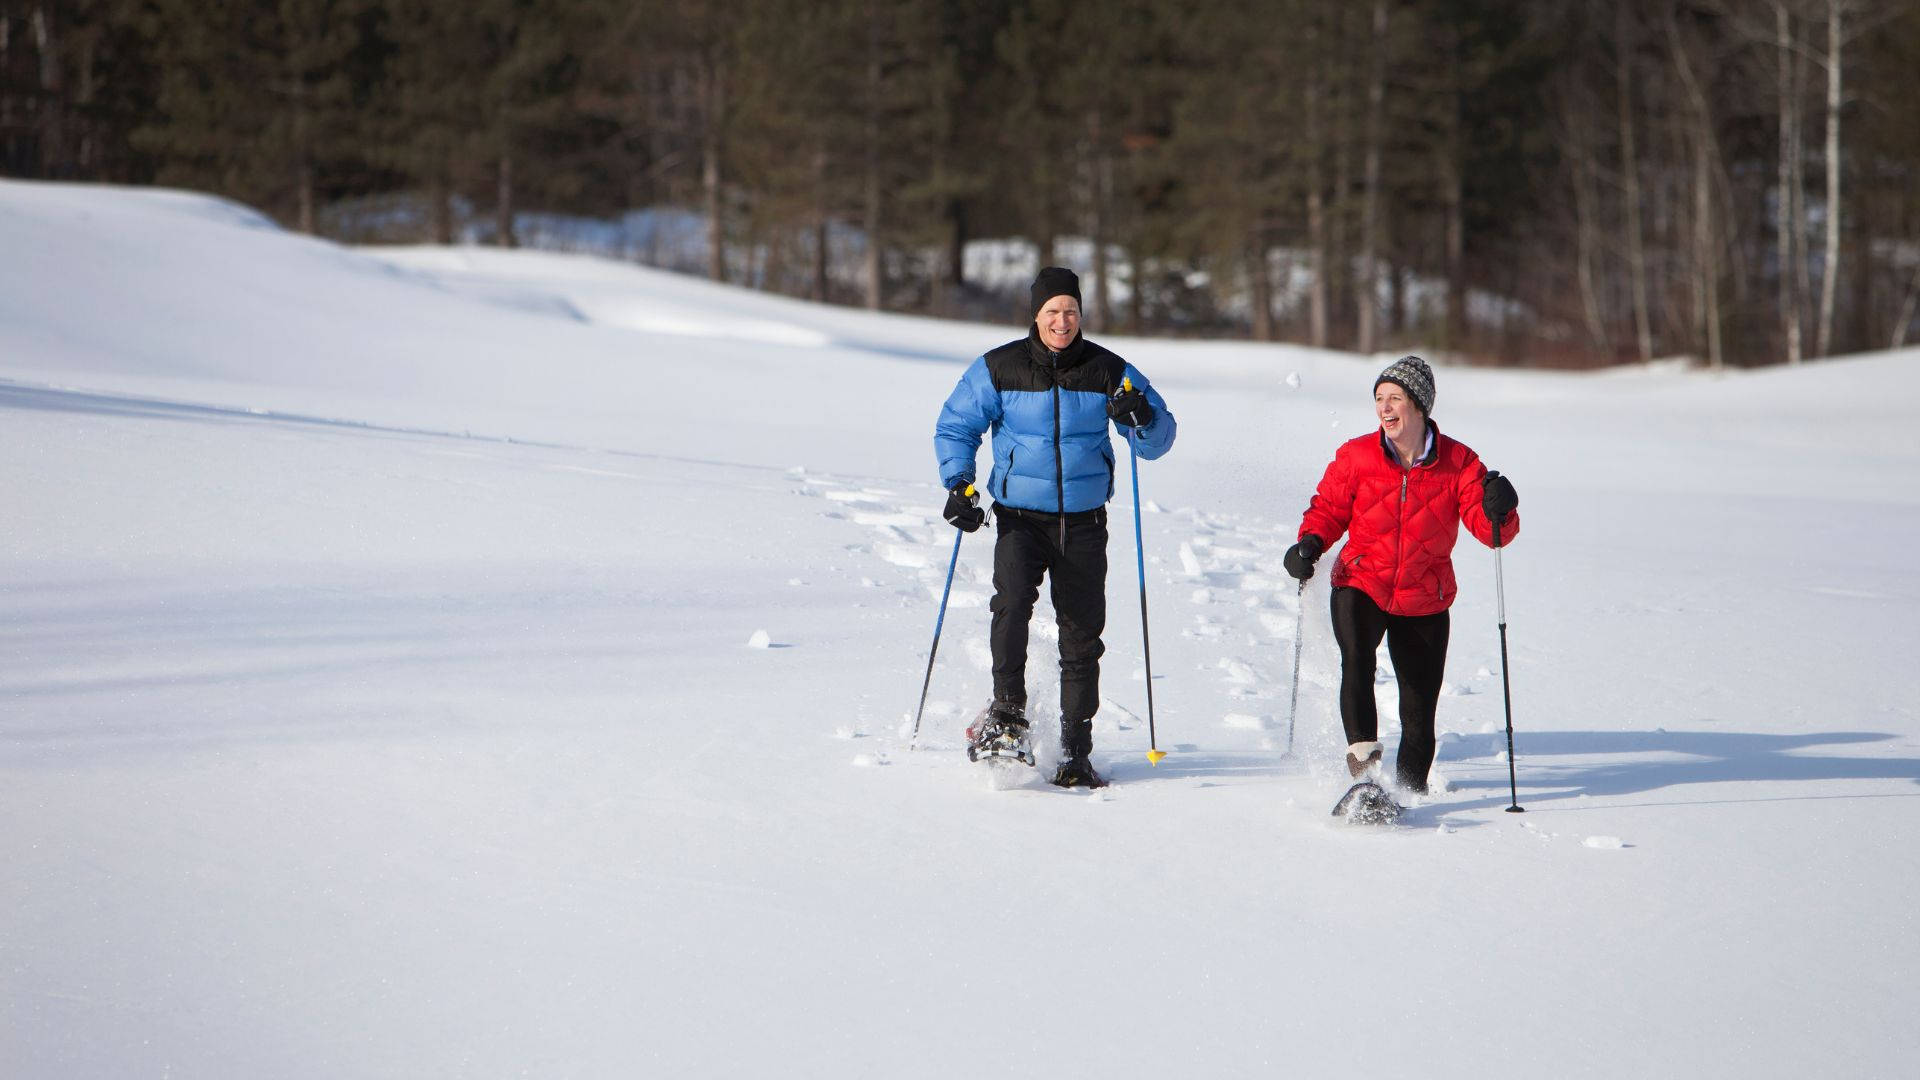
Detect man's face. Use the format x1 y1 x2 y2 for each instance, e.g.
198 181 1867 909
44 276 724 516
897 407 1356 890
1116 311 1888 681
1035 296 1081 351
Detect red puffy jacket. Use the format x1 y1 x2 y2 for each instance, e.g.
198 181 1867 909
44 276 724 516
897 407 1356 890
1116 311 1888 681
1298 423 1517 617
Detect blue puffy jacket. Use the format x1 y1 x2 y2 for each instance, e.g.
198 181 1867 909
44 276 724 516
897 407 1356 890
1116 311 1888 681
935 329 1175 514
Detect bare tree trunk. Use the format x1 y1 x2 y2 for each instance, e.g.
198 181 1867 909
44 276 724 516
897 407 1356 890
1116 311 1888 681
1330 8 1354 345
1356 0 1387 355
812 144 829 302
946 198 969 310
1089 109 1109 332
292 80 316 235
1572 120 1607 354
1440 116 1466 352
1389 260 1408 338
703 137 723 280
1848 178 1873 354
1696 137 1723 369
1618 4 1654 363
1305 20 1329 349
1251 241 1275 341
1435 17 1466 353
1307 192 1330 347
1815 0 1842 357
1791 34 1812 347
746 211 765 290
296 162 316 236
1667 9 1723 370
1035 174 1056 270
430 166 454 245
1775 3 1803 363
862 9 882 310
702 55 726 282
496 154 517 248
76 23 97 172
32 4 67 177
1444 175 1466 351
1128 245 1145 332
861 154 881 311
813 216 830 301
1658 121 1692 341
1560 45 1605 355
1892 258 1920 349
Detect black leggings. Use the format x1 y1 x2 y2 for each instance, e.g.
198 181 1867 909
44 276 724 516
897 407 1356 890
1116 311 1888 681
1331 586 1449 790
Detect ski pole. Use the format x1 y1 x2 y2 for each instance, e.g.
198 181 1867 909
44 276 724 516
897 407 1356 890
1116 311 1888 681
909 486 971 749
1284 579 1305 756
1493 514 1523 812
1121 379 1166 765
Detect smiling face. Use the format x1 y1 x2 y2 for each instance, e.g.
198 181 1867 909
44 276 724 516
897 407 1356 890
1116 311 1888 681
1375 381 1424 441
1034 295 1081 351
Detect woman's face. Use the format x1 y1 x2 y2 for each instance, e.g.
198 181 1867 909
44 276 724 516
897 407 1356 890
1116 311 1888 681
1035 296 1081 351
1375 382 1423 441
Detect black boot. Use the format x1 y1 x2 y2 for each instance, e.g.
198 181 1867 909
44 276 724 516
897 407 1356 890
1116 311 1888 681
1049 718 1107 788
967 699 1031 763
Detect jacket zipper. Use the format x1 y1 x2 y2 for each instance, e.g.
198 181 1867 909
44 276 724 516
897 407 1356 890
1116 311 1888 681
1050 355 1066 548
1389 470 1409 612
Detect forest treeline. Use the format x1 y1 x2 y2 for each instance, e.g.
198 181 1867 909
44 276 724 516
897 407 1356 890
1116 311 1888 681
6 0 1919 366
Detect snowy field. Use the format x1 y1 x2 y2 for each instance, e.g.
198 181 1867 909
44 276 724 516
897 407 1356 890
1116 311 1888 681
4 179 1918 1078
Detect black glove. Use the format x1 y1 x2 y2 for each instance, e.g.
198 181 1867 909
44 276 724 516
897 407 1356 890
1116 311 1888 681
943 482 984 532
1109 383 1154 429
1283 535 1325 582
1482 471 1518 523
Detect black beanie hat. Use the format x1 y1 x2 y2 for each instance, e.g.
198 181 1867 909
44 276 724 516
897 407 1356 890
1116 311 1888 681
1374 355 1435 416
1030 266 1082 320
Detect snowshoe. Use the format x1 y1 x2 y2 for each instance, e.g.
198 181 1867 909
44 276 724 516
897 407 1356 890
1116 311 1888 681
966 702 1034 767
1332 780 1402 825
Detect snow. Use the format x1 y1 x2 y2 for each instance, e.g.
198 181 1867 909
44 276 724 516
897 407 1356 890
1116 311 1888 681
4 178 1920 1077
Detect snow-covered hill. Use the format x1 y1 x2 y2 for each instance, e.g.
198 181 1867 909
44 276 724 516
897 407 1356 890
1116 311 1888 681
4 179 1917 1078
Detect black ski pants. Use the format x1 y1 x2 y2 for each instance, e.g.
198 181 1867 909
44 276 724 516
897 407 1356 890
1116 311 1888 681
990 507 1107 723
1331 586 1449 791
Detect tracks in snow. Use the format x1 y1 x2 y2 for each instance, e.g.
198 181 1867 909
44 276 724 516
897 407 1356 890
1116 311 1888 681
795 471 1318 757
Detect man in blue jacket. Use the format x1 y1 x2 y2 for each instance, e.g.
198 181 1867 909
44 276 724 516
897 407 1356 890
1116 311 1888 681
934 267 1176 787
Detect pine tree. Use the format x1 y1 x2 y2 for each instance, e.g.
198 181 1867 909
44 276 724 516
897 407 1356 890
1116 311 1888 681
135 0 372 232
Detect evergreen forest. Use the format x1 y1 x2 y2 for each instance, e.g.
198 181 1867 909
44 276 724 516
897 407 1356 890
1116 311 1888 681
8 0 1920 366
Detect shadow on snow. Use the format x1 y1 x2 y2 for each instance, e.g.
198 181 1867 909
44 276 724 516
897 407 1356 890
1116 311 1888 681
1440 728 1920 811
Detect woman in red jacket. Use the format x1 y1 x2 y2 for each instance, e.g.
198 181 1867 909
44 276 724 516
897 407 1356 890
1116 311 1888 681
1283 356 1519 794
